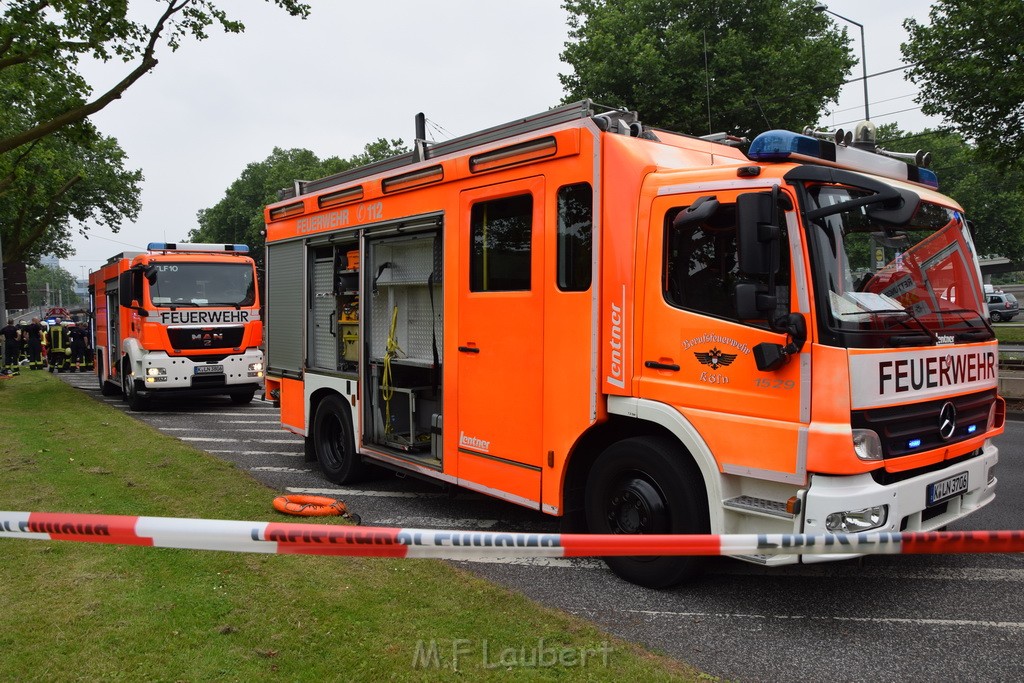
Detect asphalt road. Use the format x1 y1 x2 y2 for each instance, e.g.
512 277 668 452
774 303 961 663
58 371 1024 682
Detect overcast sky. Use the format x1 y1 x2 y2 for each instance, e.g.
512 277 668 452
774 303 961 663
66 0 941 277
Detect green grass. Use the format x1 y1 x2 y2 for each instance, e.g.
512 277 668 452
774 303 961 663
0 373 703 681
996 325 1024 345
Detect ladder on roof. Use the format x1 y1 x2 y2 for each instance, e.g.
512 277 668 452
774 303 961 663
280 100 633 200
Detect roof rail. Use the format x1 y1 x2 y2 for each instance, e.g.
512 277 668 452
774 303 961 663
278 100 605 200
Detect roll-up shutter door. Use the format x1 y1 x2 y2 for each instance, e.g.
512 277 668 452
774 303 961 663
266 240 304 377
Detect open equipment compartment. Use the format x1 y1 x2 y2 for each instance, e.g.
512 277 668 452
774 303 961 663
363 227 443 465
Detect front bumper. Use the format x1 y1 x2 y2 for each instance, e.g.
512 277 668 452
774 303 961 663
137 349 264 394
801 441 998 563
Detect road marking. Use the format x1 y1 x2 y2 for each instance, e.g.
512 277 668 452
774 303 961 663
251 466 312 473
721 564 1024 583
206 450 302 457
621 609 1024 630
160 427 282 433
287 486 476 500
181 437 298 444
454 557 604 569
372 517 501 529
217 420 275 424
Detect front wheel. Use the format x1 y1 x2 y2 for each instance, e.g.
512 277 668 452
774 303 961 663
230 391 255 405
991 312 1003 323
121 360 150 412
312 394 363 484
585 436 710 588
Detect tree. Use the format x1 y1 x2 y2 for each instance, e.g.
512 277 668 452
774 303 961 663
559 0 855 138
0 121 142 264
189 139 409 263
878 125 1024 261
0 0 310 157
901 0 1024 169
28 264 82 308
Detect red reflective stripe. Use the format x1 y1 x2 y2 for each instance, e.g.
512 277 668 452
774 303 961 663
898 530 1024 555
264 522 408 557
27 512 150 546
560 533 722 557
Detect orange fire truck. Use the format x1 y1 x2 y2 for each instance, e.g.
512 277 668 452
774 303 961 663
89 243 264 411
263 101 1003 586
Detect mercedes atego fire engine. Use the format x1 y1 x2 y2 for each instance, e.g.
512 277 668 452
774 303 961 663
262 101 1003 586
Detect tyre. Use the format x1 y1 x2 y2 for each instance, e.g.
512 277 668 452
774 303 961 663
312 394 363 484
991 311 1002 322
230 391 255 405
585 436 710 588
121 359 150 412
97 354 120 396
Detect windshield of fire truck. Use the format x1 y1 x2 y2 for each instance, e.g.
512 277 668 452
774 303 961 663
805 185 990 346
147 262 256 307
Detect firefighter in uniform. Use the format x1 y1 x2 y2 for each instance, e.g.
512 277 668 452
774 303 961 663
0 318 20 376
69 321 90 372
46 320 72 372
24 317 45 370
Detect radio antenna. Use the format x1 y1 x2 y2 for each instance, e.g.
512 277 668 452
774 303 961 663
703 30 712 136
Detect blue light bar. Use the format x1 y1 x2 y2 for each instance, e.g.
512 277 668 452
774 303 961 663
967 424 978 434
747 129 940 190
907 438 923 449
912 167 940 189
747 130 822 161
147 242 249 253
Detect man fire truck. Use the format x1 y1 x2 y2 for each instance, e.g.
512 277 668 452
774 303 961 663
89 243 264 411
262 101 1002 586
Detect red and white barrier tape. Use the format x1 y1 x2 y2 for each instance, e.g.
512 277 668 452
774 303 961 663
3 511 1024 558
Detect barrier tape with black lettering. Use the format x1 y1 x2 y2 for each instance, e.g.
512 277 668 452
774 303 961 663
3 511 1024 558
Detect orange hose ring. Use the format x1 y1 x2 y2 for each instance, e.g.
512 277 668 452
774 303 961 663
272 494 347 517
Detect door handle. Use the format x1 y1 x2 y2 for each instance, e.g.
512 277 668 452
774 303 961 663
458 346 480 354
645 360 679 371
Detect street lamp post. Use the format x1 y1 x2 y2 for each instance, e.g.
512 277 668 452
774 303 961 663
814 3 870 122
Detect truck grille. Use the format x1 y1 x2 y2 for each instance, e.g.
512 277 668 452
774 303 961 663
852 388 996 459
167 327 245 350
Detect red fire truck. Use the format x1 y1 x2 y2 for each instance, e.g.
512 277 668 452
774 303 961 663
89 243 264 411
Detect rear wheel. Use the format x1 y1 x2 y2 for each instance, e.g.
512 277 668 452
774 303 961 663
585 436 709 588
97 354 119 396
312 394 363 484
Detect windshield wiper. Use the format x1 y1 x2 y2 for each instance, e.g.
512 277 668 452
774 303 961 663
840 308 935 346
933 308 996 341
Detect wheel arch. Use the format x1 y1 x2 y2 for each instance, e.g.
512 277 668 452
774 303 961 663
562 396 724 534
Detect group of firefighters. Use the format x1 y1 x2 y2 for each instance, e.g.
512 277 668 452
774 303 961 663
0 317 92 376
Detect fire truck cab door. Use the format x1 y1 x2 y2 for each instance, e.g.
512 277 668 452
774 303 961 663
640 189 808 482
456 178 545 506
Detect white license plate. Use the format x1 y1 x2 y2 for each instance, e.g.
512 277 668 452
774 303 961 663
927 471 969 506
194 364 223 375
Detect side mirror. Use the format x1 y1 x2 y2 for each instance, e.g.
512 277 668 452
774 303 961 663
144 264 158 284
735 282 776 320
672 195 720 228
737 191 780 276
118 271 133 305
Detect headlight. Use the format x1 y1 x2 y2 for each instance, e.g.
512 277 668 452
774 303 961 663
146 367 166 377
825 505 888 533
248 362 264 372
852 429 883 461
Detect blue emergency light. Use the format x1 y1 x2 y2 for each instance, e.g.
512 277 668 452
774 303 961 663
147 242 249 253
747 130 939 190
